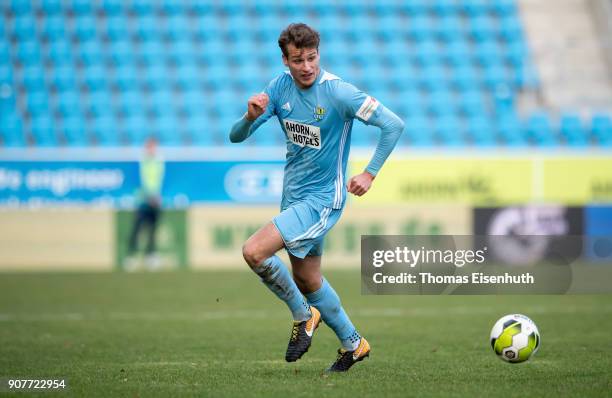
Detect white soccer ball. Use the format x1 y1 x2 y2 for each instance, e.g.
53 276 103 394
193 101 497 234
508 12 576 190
490 314 540 363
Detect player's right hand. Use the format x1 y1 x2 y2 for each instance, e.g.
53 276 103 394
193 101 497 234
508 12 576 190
246 93 269 121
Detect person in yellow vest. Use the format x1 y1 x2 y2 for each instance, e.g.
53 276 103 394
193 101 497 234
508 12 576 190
125 137 165 270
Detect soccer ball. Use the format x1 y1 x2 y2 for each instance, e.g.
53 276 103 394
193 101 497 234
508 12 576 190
490 314 540 363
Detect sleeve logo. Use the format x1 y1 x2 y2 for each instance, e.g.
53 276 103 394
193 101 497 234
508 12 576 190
356 96 379 122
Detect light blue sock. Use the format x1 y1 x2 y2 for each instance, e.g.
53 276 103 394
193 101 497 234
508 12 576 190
253 256 311 322
305 278 361 350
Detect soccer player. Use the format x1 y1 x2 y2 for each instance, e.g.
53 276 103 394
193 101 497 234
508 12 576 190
229 23 404 372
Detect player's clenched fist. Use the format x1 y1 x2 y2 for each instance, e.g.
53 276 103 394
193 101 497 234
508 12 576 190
246 93 269 121
347 171 375 197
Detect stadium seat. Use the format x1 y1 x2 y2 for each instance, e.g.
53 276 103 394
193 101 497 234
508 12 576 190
16 40 42 66
49 64 77 91
560 114 589 147
72 15 97 41
57 91 82 117
40 15 67 40
61 115 89 146
9 15 37 39
526 112 556 146
104 15 129 41
100 0 122 15
76 40 105 66
30 115 57 147
498 115 527 146
0 117 25 147
592 114 612 145
38 0 63 15
129 0 154 15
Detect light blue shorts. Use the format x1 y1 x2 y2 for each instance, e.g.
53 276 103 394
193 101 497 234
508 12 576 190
273 200 343 259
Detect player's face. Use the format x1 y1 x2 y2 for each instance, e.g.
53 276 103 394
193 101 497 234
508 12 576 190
282 44 320 89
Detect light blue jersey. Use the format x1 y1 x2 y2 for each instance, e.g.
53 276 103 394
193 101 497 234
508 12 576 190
247 69 389 210
230 68 403 258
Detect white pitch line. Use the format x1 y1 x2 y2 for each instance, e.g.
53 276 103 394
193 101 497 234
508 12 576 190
0 306 611 322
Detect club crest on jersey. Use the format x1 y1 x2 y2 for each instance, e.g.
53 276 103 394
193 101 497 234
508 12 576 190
283 119 321 149
314 105 326 121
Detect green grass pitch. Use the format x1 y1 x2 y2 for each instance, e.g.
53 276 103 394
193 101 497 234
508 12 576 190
1 271 611 397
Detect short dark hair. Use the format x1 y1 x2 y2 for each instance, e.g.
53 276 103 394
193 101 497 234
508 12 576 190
278 23 320 58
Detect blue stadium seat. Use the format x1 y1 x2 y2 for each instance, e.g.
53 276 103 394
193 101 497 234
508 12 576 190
100 0 122 15
0 63 12 84
526 112 556 146
85 91 113 117
118 90 145 117
408 15 435 41
592 114 612 145
428 89 457 116
41 15 67 40
21 65 47 92
76 40 105 66
10 15 37 39
397 0 428 16
444 39 473 67
483 63 510 88
498 114 527 146
112 65 139 91
1 116 25 147
70 0 94 15
0 42 10 65
123 114 148 143
61 115 89 146
47 39 73 64
431 0 462 16
460 90 488 117
129 0 154 15
30 115 57 146
133 15 161 42
137 40 166 65
434 115 464 146
414 39 444 67
404 115 434 147
560 114 588 147
7 0 32 14
159 0 184 15
475 40 503 67
142 64 170 90
420 65 450 91
16 40 42 65
462 0 489 16
91 115 120 146
161 15 190 41
57 91 82 117
81 65 108 91
104 15 129 41
436 15 464 42
466 115 496 146
469 16 497 42
49 64 77 91
451 65 480 91
500 14 523 41
72 15 97 41
108 40 134 66
38 0 63 14
186 116 213 145
493 0 518 16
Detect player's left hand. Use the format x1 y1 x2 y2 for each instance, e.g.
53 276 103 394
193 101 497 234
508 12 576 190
347 171 375 197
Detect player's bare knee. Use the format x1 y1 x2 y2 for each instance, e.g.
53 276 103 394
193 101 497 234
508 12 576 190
242 242 265 269
293 273 320 294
